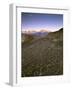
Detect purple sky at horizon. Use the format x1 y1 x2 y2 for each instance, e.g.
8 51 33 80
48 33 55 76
21 12 63 32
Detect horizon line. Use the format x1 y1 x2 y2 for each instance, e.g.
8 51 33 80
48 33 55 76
21 27 63 33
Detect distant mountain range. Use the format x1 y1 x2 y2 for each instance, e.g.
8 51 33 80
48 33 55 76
22 29 50 34
22 28 63 37
22 29 49 37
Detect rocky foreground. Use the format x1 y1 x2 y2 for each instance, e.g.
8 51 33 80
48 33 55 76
21 28 63 77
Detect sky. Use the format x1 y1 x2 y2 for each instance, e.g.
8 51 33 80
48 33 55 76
21 12 63 32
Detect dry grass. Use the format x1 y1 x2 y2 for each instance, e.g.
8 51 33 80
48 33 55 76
21 28 63 77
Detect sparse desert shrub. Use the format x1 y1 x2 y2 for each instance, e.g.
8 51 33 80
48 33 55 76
21 28 63 77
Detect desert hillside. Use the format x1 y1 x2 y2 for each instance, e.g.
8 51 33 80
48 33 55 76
21 28 63 77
